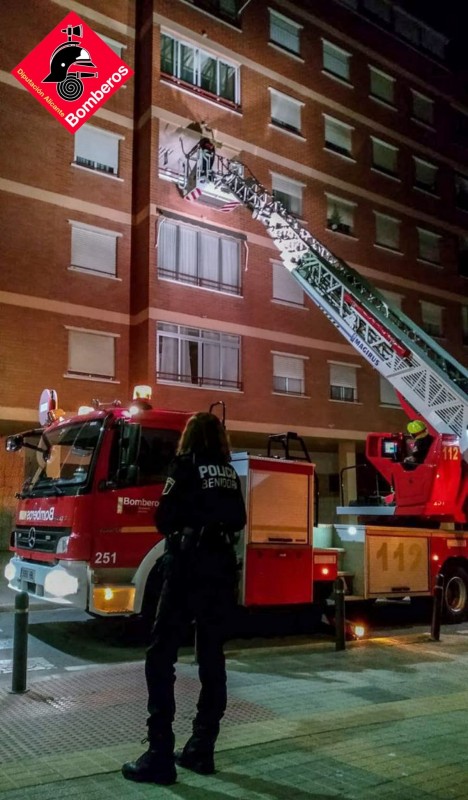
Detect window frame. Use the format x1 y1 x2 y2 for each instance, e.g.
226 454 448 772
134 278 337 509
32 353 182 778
420 300 444 338
157 323 242 390
323 114 353 158
328 362 358 403
157 217 243 295
417 227 441 266
160 31 241 108
272 352 306 396
371 136 398 178
66 327 118 381
411 89 434 127
272 260 304 307
413 156 438 194
268 8 302 56
69 220 121 278
269 88 303 135
369 65 395 106
326 194 356 236
374 211 401 251
322 39 351 84
73 124 122 177
271 172 305 217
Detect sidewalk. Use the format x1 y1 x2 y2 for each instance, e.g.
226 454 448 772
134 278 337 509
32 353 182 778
1 630 468 799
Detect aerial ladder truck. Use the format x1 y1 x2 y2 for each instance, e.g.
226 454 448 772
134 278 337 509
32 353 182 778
180 142 468 621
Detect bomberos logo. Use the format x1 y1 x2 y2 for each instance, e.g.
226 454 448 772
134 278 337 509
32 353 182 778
117 497 159 514
19 507 55 522
12 11 133 133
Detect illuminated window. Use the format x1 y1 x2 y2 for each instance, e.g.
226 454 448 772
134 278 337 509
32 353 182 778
70 221 120 278
74 125 121 175
160 32 240 105
157 323 241 389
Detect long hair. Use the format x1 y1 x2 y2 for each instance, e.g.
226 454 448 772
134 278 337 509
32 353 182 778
176 412 231 464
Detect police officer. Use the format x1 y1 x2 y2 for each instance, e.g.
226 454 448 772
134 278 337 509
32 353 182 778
122 412 246 785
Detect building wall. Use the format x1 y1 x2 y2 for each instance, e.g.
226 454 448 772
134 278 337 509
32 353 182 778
0 0 467 528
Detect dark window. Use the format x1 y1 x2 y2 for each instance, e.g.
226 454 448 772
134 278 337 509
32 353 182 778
137 427 180 484
330 385 356 402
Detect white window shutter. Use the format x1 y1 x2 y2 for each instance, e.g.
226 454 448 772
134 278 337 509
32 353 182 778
329 363 356 388
325 118 352 152
68 330 115 378
74 126 119 173
273 262 303 305
380 376 399 405
274 355 303 379
270 91 301 130
71 227 117 275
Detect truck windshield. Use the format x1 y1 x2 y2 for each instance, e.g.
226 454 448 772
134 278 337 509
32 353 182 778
22 419 103 496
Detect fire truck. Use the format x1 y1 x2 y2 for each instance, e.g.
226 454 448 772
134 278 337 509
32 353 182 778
4 143 468 624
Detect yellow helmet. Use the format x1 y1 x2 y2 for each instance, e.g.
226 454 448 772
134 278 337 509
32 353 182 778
407 419 427 436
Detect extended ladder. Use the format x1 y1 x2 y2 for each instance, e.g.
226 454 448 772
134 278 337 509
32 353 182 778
180 149 468 460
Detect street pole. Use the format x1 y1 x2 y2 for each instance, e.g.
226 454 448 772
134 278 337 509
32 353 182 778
334 577 346 651
10 591 29 694
430 573 444 642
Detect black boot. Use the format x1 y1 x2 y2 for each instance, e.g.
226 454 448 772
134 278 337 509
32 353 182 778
175 727 217 775
122 734 176 785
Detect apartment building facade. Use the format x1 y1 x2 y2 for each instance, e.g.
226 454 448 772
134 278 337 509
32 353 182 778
0 0 467 522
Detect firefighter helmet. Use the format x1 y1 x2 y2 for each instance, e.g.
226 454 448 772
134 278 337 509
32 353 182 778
43 42 96 83
407 420 427 437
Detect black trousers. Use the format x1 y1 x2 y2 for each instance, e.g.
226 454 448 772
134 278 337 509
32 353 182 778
145 545 237 746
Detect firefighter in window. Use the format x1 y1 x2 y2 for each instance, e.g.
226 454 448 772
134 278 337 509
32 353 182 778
403 419 433 469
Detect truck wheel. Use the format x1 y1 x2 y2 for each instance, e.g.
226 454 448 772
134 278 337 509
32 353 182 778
442 566 468 623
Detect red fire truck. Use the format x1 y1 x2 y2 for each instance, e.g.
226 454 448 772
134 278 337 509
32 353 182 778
4 144 468 624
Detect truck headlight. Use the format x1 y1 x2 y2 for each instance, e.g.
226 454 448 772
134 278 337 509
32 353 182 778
4 561 16 582
44 569 79 597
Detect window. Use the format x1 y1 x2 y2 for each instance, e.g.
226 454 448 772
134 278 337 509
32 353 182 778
322 40 351 83
67 329 116 380
455 173 468 212
374 212 400 250
269 10 302 56
272 260 304 306
371 137 398 177
413 157 437 193
369 66 395 105
462 306 468 345
411 90 434 126
157 323 241 389
458 237 468 278
363 0 391 23
329 363 357 402
99 35 125 58
269 89 303 134
186 0 239 23
74 125 120 175
324 115 353 157
417 228 441 265
326 195 355 236
70 222 120 277
160 32 240 106
380 289 403 310
380 376 399 406
420 301 443 337
158 218 241 295
272 353 305 395
272 173 304 216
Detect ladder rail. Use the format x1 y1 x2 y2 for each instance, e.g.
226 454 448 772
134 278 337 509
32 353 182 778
180 150 468 458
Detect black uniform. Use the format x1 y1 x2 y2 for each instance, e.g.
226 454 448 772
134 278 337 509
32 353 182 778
145 453 246 752
404 433 433 468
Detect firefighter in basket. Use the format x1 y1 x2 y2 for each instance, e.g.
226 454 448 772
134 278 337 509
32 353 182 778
403 419 433 469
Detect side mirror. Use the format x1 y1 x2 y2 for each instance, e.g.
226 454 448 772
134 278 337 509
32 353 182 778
5 435 24 452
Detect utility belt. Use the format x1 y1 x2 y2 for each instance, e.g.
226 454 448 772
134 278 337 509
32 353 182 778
172 525 236 553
